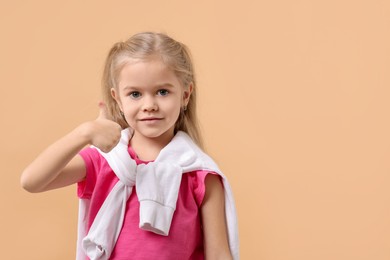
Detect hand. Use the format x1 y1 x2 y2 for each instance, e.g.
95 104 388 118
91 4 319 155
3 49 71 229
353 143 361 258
84 102 122 153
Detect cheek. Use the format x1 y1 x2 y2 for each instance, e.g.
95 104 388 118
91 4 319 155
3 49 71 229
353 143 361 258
166 99 182 116
172 107 183 124
123 107 136 116
122 105 137 119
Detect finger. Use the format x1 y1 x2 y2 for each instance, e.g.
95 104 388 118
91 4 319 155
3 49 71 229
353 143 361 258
98 101 110 119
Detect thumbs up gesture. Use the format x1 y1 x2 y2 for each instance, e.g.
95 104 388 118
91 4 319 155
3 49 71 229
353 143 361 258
98 101 111 120
86 102 122 153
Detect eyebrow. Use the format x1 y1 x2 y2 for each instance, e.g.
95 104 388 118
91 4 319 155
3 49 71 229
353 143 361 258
122 83 175 91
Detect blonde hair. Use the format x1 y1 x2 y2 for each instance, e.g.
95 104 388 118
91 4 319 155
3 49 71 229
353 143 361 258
102 32 203 148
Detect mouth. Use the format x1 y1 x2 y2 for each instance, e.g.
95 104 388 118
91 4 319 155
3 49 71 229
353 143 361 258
139 118 163 121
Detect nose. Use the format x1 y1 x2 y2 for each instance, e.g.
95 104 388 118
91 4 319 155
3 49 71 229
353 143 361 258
142 95 158 112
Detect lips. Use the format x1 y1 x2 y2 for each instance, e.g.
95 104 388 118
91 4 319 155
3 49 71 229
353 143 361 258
140 117 162 121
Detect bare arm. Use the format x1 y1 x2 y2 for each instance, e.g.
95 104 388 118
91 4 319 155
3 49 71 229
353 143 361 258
21 103 122 193
201 174 233 260
21 126 89 192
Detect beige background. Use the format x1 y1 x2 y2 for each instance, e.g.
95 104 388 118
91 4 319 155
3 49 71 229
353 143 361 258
1 0 390 259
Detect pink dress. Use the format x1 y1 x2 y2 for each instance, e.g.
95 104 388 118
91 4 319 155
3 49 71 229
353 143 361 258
78 145 215 260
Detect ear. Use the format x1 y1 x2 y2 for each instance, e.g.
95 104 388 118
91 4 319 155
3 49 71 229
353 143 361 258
111 88 123 111
182 83 193 106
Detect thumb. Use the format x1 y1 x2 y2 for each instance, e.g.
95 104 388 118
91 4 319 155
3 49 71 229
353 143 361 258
98 101 110 119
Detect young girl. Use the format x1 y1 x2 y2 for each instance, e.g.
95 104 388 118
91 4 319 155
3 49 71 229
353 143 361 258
21 32 239 260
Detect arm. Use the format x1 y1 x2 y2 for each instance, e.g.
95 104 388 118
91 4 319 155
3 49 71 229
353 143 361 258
21 103 122 193
201 174 233 260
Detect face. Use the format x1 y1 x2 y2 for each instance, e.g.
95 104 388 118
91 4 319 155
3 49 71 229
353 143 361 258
112 58 192 144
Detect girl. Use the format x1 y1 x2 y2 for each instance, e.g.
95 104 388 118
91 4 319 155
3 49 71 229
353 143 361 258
21 32 238 260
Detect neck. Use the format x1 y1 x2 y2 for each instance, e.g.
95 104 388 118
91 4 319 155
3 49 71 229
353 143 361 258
130 130 175 161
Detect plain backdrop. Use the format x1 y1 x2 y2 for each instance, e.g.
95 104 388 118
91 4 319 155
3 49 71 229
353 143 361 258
1 1 390 259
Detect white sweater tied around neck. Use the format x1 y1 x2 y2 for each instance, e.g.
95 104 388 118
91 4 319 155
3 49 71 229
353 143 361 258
76 128 239 260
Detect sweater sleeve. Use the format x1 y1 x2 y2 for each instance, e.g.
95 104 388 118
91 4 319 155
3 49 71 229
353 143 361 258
77 147 101 199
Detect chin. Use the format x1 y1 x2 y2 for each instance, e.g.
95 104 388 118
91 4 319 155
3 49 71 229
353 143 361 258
137 129 174 139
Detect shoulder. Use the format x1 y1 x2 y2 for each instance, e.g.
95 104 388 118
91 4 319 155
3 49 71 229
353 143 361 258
181 170 221 207
77 146 117 198
79 146 112 173
79 146 101 162
203 173 224 204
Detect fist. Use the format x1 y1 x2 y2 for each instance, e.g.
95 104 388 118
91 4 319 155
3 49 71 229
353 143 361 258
87 102 122 153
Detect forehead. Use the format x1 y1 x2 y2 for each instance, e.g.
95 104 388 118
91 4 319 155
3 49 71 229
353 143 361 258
117 58 181 89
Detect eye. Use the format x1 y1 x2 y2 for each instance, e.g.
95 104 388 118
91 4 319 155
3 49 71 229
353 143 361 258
129 91 141 99
157 89 169 96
